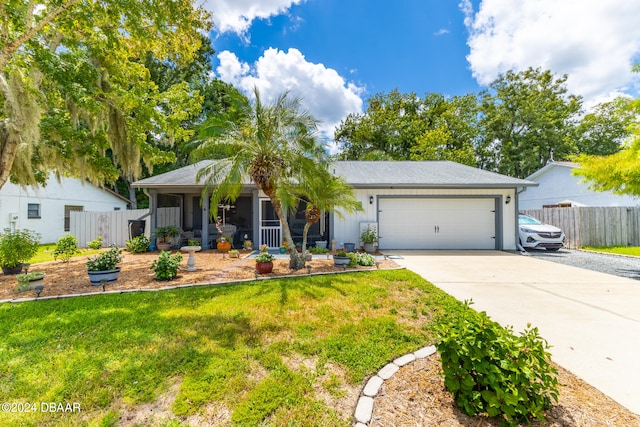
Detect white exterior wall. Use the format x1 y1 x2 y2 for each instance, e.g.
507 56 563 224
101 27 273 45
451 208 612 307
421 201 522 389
0 176 128 243
333 187 518 250
520 166 640 209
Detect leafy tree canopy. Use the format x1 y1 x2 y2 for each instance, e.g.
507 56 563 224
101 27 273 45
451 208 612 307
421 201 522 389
0 0 211 190
477 67 582 179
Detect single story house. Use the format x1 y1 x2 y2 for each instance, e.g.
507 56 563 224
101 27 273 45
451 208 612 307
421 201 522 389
519 162 640 210
0 174 130 243
132 160 536 251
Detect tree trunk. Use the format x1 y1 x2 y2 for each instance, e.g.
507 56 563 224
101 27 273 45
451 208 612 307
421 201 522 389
263 187 305 270
127 179 137 209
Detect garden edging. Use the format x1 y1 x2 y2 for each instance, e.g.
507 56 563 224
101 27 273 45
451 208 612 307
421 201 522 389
353 345 437 425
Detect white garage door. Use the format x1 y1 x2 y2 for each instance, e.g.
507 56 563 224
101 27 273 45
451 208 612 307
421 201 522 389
378 198 496 249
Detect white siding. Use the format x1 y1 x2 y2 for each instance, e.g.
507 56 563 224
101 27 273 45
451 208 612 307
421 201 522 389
333 188 518 250
520 165 640 209
0 175 128 243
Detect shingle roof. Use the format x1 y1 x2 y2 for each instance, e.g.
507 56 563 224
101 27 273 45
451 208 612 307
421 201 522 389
331 161 536 188
132 160 536 189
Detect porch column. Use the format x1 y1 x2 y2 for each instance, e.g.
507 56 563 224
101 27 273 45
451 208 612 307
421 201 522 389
252 189 259 248
201 191 210 250
148 189 158 243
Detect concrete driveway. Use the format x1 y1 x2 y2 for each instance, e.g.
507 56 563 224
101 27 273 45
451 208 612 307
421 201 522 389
387 250 640 415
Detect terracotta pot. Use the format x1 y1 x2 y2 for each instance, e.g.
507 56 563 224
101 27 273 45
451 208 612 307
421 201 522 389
217 241 231 253
157 242 171 251
255 261 273 274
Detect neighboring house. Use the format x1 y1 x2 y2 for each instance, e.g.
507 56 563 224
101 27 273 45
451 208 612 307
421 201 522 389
132 160 536 251
519 162 640 210
0 175 130 243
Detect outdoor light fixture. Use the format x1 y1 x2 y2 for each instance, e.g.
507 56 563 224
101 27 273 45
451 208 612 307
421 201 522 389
306 265 312 274
369 196 374 204
375 262 380 269
254 270 259 279
505 195 512 204
34 285 44 298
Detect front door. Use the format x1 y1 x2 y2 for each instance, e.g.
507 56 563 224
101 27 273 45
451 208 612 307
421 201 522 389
259 199 282 249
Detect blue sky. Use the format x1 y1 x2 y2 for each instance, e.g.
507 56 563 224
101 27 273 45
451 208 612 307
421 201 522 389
202 0 640 143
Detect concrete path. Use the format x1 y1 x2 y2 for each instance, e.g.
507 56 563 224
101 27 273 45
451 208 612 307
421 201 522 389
387 250 640 415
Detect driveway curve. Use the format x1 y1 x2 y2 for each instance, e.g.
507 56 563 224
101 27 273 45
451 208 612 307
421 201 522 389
386 250 640 415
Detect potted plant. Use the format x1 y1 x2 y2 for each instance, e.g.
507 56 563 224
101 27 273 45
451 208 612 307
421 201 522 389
333 251 350 267
229 249 240 258
0 228 41 275
279 244 287 254
243 240 253 251
360 227 378 253
154 225 180 251
16 271 45 292
216 235 232 253
86 246 123 286
255 252 274 274
259 244 269 254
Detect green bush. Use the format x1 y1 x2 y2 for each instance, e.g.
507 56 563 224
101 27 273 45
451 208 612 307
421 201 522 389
53 234 80 262
150 251 182 281
86 246 123 271
126 235 150 253
356 253 375 266
435 302 558 426
346 252 358 267
308 245 329 254
88 235 103 250
0 228 40 268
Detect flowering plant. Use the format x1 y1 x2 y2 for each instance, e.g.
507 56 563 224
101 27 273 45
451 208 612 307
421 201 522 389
86 246 123 271
256 253 274 262
259 244 269 253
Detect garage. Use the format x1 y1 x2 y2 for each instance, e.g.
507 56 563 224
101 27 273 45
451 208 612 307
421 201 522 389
378 197 497 249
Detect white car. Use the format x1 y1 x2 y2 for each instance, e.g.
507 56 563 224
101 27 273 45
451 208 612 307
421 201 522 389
518 214 565 251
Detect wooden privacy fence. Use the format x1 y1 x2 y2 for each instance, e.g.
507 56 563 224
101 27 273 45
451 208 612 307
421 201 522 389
70 207 180 247
522 207 640 249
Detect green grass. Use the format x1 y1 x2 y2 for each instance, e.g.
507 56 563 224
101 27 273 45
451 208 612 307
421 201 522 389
582 245 640 257
27 244 103 264
0 270 464 426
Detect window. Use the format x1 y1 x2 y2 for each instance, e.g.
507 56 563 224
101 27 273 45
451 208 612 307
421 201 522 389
64 205 84 231
27 203 41 219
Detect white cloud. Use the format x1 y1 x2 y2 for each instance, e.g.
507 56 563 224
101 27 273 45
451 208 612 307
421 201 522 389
202 0 305 35
215 48 364 147
462 0 640 103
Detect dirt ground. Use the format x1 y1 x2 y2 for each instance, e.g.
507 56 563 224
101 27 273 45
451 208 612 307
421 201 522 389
2 249 639 425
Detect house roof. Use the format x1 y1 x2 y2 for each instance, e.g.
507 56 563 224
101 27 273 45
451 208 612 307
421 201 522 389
132 160 537 189
525 162 579 181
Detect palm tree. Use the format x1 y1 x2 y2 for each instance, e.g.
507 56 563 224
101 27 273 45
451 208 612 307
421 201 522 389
295 169 363 261
194 88 328 269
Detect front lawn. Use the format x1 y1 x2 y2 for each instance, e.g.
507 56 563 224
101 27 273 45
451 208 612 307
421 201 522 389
28 244 104 264
582 246 640 257
0 270 461 426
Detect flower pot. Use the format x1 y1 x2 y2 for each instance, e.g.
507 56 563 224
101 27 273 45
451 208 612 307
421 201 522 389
315 241 327 249
16 273 45 292
363 242 376 253
333 256 350 267
279 247 286 254
88 268 121 286
217 241 231 253
2 264 24 275
256 261 273 274
305 253 313 261
343 243 355 252
157 242 171 251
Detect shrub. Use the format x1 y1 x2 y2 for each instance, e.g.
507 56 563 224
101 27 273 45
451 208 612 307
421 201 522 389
150 251 182 281
308 245 329 254
435 302 558 426
53 234 80 262
88 235 103 250
126 235 150 254
346 252 358 268
356 253 375 266
86 246 123 271
0 228 41 268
